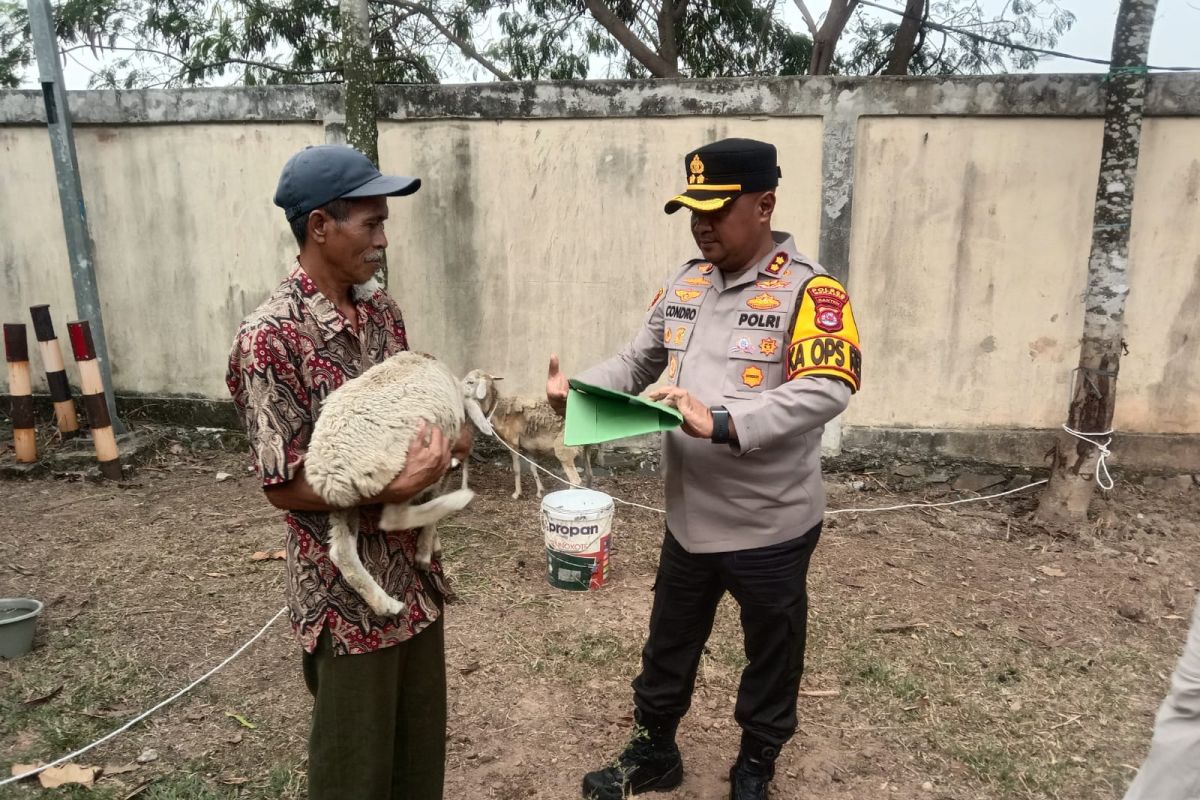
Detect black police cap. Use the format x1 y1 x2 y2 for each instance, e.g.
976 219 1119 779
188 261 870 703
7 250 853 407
664 138 781 214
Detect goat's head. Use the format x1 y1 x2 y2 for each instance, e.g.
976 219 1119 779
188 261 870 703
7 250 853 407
461 369 501 436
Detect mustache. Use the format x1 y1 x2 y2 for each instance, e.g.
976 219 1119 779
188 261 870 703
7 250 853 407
363 251 384 263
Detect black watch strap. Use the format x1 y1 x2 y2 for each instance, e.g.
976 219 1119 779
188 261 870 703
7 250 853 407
710 406 730 444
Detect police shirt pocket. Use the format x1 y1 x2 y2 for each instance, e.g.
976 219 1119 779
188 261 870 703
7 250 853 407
723 329 784 399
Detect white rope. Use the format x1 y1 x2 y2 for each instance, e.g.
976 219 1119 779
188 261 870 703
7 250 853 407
825 478 1048 515
1 606 288 787
1062 425 1116 491
486 430 1049 516
488 432 668 514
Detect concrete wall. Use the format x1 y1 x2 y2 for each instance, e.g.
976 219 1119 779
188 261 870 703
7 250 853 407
1 76 1198 467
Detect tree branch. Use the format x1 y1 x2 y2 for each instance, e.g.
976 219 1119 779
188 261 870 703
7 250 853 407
375 0 512 80
791 0 819 36
583 0 681 77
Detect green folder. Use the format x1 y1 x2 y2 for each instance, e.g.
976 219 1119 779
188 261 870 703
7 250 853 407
563 379 683 447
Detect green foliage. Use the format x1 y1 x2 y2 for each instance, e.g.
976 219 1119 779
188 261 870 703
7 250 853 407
0 0 1075 88
839 0 1077 75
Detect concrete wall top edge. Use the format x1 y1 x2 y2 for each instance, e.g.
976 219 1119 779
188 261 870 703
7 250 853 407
2 73 1198 125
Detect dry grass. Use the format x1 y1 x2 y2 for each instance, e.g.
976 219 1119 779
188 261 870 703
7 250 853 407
1 436 1197 799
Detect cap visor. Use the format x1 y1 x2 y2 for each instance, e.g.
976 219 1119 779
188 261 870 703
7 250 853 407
342 174 421 199
664 192 736 214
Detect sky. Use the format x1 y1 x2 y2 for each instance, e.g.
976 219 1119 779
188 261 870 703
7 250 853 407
18 0 1200 90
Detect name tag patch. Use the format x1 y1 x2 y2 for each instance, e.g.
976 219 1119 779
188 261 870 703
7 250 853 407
664 303 699 322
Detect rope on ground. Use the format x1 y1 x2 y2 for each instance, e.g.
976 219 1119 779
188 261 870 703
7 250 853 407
0 606 289 788
1062 425 1115 491
487 430 1050 516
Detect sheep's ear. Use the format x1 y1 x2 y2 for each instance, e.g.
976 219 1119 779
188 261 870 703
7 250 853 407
465 398 493 436
474 380 489 402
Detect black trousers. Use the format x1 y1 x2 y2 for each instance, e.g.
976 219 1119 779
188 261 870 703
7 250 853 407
632 524 821 749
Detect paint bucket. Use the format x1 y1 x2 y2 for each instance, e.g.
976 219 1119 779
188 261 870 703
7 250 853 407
0 598 42 659
541 489 614 591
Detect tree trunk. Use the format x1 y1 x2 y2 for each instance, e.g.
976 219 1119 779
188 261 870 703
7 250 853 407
339 0 386 285
884 0 925 75
809 0 859 75
1036 0 1158 527
584 0 682 77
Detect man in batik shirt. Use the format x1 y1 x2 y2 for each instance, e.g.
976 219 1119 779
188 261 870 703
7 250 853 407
227 145 467 800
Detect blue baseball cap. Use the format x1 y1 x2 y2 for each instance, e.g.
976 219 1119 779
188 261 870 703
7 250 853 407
274 145 421 222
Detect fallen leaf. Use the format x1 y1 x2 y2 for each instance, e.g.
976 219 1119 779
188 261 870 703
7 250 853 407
123 780 155 799
950 628 965 638
204 572 228 578
219 774 250 785
1037 566 1067 577
39 763 99 789
135 748 159 764
84 704 136 719
459 662 481 676
798 689 840 698
874 622 930 634
184 710 206 722
249 551 285 562
102 763 140 777
10 763 42 780
224 732 243 745
215 472 232 482
225 711 258 729
22 685 63 706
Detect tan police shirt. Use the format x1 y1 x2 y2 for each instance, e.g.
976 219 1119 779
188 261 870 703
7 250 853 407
577 232 862 553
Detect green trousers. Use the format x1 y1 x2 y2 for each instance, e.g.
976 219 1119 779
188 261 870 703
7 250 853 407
302 617 447 800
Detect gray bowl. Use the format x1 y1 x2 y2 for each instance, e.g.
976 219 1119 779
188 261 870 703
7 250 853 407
0 598 43 658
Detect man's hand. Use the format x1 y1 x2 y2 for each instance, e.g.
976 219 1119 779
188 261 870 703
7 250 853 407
380 422 452 502
648 386 716 439
547 354 569 416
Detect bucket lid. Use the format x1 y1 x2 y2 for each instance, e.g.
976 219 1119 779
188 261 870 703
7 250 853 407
542 489 614 514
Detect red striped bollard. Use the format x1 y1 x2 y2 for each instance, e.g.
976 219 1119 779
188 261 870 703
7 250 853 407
4 323 37 463
29 305 80 438
66 320 123 480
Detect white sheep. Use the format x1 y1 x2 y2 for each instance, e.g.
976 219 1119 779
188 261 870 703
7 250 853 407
463 369 596 499
305 352 494 617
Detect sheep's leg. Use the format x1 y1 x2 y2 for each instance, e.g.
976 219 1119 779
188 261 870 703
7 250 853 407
532 458 547 497
583 447 595 488
510 445 523 500
380 489 475 530
328 509 406 617
461 459 470 492
556 444 582 489
415 523 440 570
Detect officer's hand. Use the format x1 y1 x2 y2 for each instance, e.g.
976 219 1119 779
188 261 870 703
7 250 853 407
648 387 713 439
547 354 569 417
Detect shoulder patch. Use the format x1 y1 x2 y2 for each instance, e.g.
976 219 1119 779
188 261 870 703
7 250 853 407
786 275 862 392
764 252 789 275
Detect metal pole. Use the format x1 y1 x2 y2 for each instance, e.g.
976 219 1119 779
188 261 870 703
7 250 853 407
26 0 125 434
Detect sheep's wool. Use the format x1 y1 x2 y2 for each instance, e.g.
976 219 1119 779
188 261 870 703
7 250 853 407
305 352 465 507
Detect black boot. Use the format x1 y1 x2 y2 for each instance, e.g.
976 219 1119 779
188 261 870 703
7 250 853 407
581 712 684 799
728 736 778 800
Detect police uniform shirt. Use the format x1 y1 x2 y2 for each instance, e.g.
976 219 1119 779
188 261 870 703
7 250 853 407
577 232 861 553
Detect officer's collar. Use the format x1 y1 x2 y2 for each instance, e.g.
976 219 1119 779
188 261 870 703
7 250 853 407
717 231 797 291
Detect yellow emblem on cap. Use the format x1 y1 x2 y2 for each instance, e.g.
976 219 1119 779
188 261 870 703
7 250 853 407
688 153 707 186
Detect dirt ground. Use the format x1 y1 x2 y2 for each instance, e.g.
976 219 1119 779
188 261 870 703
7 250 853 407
1 437 1198 800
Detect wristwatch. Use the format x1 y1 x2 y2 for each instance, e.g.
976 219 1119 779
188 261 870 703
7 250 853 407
710 406 731 445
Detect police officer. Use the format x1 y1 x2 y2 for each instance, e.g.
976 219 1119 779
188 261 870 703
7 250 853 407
547 138 862 800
